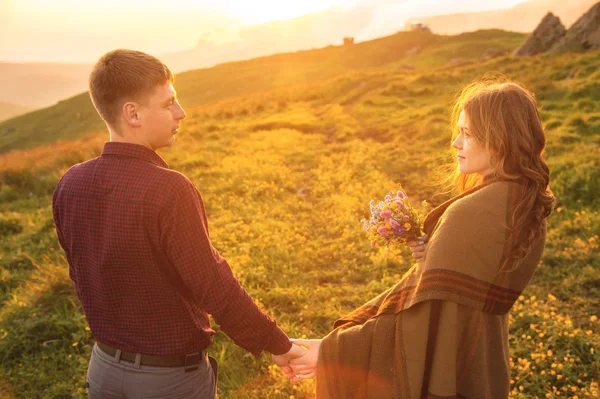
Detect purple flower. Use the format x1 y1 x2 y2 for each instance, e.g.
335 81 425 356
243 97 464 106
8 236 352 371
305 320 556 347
397 191 406 199
403 214 410 222
379 210 392 219
377 227 388 235
389 219 401 229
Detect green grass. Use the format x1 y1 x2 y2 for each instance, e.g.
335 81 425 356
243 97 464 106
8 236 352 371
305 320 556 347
0 30 598 398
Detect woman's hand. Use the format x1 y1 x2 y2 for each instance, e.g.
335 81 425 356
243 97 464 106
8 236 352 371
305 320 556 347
407 235 428 264
288 339 322 383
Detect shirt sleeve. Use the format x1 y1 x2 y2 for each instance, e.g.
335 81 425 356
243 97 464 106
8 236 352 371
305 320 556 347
158 174 291 356
52 178 80 290
51 185 63 247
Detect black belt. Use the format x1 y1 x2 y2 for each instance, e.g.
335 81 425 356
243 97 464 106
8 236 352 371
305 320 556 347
96 341 203 372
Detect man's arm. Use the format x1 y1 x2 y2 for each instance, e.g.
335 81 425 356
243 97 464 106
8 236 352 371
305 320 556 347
52 179 80 287
52 180 69 263
159 175 292 357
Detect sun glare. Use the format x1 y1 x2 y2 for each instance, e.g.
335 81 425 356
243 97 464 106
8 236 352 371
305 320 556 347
222 0 345 24
15 0 346 25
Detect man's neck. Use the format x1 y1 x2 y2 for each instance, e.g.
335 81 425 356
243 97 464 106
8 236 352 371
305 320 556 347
109 130 154 151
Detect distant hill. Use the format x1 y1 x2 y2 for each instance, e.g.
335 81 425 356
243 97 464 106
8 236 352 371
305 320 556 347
0 29 525 154
0 6 370 110
416 0 598 34
0 102 35 122
0 62 91 108
160 5 372 73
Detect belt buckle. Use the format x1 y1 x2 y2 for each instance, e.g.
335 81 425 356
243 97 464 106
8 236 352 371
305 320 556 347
184 352 202 372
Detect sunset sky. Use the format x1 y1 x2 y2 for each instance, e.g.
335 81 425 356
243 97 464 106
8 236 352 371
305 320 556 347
1 0 528 63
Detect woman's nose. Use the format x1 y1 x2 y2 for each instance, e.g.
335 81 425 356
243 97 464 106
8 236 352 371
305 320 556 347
452 135 462 149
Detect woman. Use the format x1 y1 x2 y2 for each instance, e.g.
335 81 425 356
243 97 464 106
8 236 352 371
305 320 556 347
287 79 555 398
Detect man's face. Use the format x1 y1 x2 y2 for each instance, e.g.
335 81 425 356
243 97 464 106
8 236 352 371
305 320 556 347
138 82 186 151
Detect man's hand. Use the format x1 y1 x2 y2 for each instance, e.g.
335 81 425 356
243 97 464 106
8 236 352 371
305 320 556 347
288 339 322 383
272 343 306 380
407 235 428 264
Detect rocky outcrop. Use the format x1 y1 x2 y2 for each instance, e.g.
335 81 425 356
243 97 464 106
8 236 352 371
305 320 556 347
515 2 600 56
514 12 566 56
552 2 600 52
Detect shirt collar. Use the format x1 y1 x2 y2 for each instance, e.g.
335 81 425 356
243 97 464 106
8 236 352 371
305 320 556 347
101 142 169 169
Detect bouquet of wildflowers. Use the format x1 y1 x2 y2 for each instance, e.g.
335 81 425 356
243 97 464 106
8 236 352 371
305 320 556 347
361 186 427 249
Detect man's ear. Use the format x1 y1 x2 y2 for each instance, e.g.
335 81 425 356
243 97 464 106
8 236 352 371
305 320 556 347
122 102 142 127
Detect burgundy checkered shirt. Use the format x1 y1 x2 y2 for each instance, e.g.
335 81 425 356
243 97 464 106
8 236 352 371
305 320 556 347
52 142 291 357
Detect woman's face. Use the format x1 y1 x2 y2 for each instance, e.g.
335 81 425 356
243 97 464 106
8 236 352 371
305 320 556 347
452 110 495 178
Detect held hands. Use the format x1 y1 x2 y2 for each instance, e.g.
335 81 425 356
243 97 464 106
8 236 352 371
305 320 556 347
407 235 428 264
272 339 322 383
272 343 307 380
287 339 322 383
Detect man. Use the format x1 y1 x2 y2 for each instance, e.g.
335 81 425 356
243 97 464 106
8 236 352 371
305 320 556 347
52 49 303 398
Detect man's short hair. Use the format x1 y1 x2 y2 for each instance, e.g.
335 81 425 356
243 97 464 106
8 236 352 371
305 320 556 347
89 49 174 132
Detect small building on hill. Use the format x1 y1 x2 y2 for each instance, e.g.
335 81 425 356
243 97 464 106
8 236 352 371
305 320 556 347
405 20 432 33
343 37 354 46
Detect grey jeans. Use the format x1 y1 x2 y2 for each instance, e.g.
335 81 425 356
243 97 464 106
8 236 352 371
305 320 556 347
86 343 217 399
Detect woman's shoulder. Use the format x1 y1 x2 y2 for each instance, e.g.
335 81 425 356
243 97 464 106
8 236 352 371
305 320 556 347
444 180 520 222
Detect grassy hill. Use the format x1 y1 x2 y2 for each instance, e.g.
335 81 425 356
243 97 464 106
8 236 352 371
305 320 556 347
0 30 525 155
0 102 35 123
0 29 599 398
